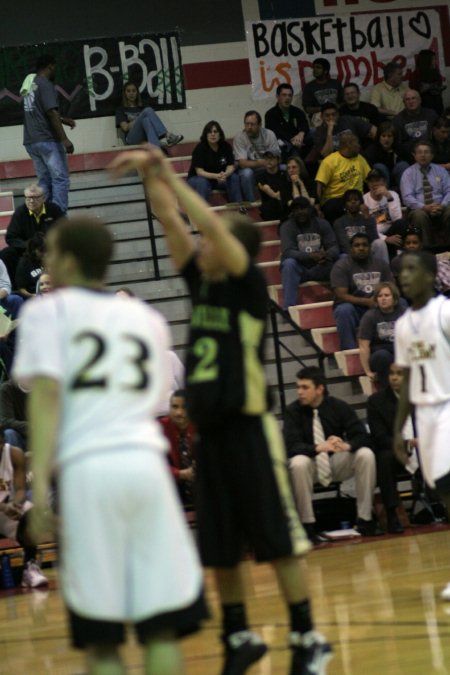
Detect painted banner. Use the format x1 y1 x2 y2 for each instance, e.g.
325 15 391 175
246 9 445 100
315 0 447 13
0 32 185 127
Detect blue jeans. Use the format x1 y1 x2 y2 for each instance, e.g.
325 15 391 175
25 141 70 213
4 429 26 450
187 174 243 203
126 108 167 146
238 167 266 202
281 258 333 309
333 303 368 350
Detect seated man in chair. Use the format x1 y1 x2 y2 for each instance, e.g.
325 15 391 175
284 366 376 543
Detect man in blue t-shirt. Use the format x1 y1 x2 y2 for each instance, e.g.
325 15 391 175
23 54 75 213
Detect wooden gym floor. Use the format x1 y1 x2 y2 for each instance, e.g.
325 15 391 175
2 525 450 674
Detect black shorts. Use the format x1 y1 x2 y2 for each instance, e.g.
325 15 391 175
195 412 310 567
68 591 208 649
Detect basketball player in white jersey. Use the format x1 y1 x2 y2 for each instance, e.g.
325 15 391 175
13 217 206 675
394 250 450 600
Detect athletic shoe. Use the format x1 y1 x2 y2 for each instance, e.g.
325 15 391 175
289 630 333 675
21 560 49 588
356 518 377 536
221 630 267 675
387 512 404 534
441 583 450 600
165 132 184 147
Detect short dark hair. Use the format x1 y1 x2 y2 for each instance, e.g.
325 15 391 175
35 54 56 71
404 250 437 278
276 83 293 96
366 169 386 183
296 366 327 388
171 389 186 400
53 217 113 281
343 188 363 203
350 232 370 245
383 61 402 80
343 82 360 94
433 116 450 130
404 227 423 242
313 58 331 73
222 213 262 260
200 120 226 144
321 102 338 114
414 140 434 153
244 110 262 125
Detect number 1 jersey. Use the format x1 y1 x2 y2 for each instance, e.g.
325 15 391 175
13 288 170 466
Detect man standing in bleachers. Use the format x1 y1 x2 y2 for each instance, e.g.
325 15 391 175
22 54 75 214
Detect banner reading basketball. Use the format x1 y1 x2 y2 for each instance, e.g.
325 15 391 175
246 9 445 100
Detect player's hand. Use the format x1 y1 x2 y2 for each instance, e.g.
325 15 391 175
394 433 408 466
108 145 172 182
63 139 74 154
385 234 402 247
63 118 76 129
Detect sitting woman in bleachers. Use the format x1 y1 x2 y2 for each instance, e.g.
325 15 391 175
187 120 243 203
115 82 183 148
358 281 406 389
284 156 314 208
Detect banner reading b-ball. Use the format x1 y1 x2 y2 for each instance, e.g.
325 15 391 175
246 9 445 100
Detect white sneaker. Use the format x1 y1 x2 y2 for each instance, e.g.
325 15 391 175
441 583 450 600
21 560 49 588
165 132 184 147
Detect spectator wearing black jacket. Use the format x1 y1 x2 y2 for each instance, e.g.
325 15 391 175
264 83 309 161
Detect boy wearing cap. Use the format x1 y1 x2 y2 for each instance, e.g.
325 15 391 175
280 198 339 309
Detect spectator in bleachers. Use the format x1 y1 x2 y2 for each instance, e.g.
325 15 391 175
363 169 407 259
159 390 196 510
284 366 376 543
409 49 445 115
431 117 450 171
340 82 382 129
316 132 371 224
280 197 338 309
0 184 62 282
233 110 280 201
36 270 52 295
264 83 309 162
393 90 438 164
0 427 49 586
358 281 406 389
391 228 450 296
362 121 409 188
283 156 314 213
367 363 418 533
187 120 242 203
400 141 450 247
330 232 393 349
301 58 343 120
22 54 75 214
0 379 27 450
115 81 183 148
312 103 376 158
15 233 45 298
370 61 408 119
333 189 387 261
257 152 288 221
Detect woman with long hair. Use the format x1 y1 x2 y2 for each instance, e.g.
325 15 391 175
115 81 183 147
187 120 242 202
358 281 406 388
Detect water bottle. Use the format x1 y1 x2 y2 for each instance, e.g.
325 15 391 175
1 554 15 589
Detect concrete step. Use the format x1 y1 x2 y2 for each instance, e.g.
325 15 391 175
310 327 340 354
268 282 333 308
258 261 280 285
256 220 279 241
289 301 335 330
335 349 364 377
257 241 280 264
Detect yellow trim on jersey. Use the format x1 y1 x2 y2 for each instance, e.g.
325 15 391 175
262 413 311 557
239 311 267 414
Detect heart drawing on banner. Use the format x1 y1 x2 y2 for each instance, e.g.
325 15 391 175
409 11 431 39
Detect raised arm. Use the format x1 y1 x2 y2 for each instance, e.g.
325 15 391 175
109 147 249 276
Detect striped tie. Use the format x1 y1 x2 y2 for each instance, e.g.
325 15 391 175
421 167 434 206
313 409 332 486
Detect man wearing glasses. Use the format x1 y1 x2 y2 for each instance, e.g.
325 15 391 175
0 184 63 281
